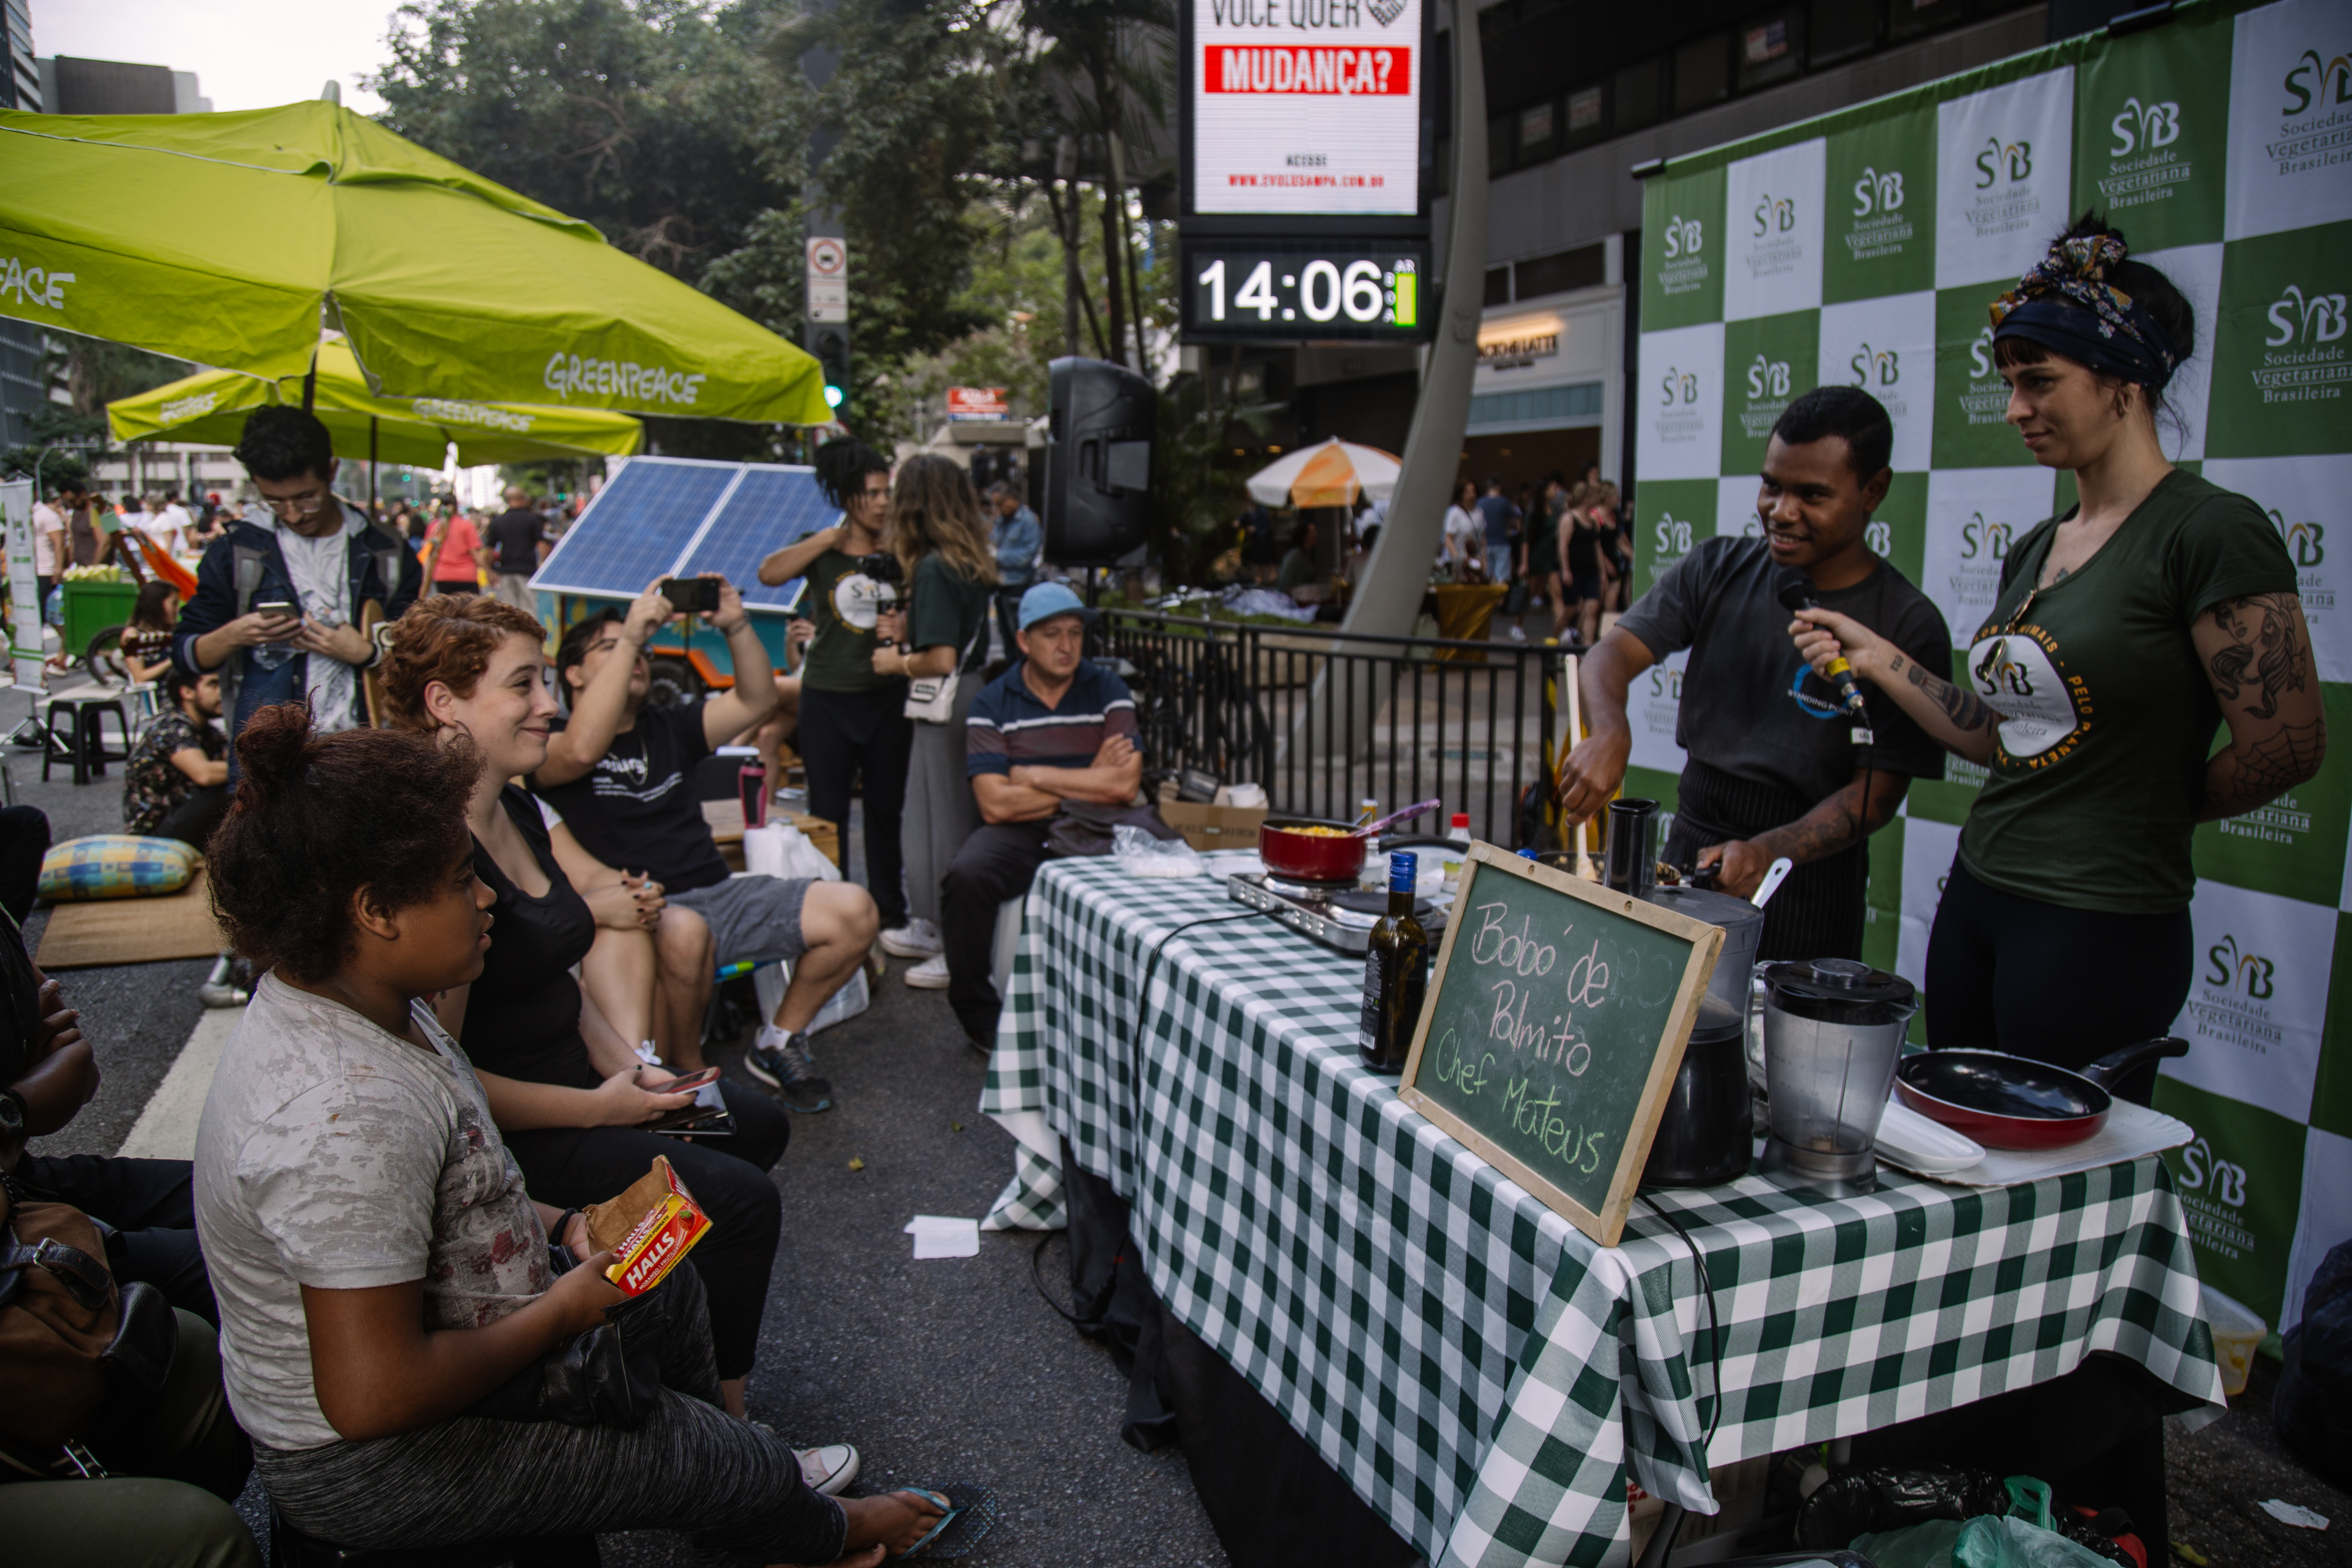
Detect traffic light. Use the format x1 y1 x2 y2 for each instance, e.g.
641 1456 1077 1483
809 326 850 411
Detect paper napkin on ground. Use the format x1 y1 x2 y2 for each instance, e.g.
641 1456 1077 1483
903 1215 980 1259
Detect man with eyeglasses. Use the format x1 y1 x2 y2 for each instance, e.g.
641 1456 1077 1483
171 407 424 749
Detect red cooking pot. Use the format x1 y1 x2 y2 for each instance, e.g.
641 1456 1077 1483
1257 816 1368 884
1893 1037 2188 1150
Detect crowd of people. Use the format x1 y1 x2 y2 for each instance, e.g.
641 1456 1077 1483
3 402 1118 1564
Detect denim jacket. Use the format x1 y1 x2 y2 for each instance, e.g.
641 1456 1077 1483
171 506 423 746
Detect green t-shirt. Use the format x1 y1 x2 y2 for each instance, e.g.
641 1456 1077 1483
908 554 993 673
1956 469 2297 914
800 548 900 695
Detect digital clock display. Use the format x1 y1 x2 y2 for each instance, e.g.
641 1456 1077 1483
1180 242 1430 343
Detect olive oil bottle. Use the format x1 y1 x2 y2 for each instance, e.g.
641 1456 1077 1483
1358 851 1429 1073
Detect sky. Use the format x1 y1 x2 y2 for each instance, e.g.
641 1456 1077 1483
32 0 401 115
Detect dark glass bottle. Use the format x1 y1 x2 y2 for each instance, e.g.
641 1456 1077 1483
1357 851 1429 1073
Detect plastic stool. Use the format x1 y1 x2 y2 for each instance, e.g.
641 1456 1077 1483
42 692 130 785
267 1501 600 1568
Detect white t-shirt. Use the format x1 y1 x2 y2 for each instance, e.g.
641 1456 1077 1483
1440 505 1483 568
193 971 551 1452
30 502 61 576
274 504 364 732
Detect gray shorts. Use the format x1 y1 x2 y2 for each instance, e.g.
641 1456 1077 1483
668 875 812 967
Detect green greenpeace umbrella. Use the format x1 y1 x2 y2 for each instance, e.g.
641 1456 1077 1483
107 338 645 467
0 101 829 425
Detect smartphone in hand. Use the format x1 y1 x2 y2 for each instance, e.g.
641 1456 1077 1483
659 576 720 615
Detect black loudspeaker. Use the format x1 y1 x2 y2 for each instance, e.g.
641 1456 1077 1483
1045 356 1155 564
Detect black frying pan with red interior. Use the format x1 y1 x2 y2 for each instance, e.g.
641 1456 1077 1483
1893 1037 2189 1151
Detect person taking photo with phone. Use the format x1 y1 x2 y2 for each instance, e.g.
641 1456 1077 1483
757 437 927 962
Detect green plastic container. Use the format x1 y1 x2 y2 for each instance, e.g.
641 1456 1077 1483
61 578 140 657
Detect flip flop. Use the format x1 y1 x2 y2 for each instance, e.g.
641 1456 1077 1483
888 1482 1000 1560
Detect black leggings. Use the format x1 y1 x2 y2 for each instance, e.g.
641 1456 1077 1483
1923 860 2193 1105
499 1081 788 1380
0 804 51 928
799 685 913 929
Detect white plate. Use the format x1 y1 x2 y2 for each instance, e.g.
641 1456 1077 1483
1875 1100 1986 1173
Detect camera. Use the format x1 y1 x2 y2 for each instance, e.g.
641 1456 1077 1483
848 552 902 609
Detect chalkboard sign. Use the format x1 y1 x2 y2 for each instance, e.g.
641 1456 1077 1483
1397 843 1724 1247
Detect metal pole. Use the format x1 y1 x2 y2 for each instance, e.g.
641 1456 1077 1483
1279 1 1485 771
368 417 379 514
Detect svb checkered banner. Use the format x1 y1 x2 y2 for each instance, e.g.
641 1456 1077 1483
1629 0 2351 1340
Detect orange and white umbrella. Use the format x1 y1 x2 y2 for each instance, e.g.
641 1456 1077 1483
1244 437 1400 508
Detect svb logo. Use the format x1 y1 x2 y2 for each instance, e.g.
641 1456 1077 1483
1974 137 2034 188
2269 508 2325 568
1654 513 1696 556
2108 98 2181 156
2282 49 2352 116
1959 512 2012 560
1968 326 1998 380
2178 1136 2249 1207
1851 168 1904 218
1746 355 1792 399
2205 933 2277 999
1865 520 1893 555
1662 215 1706 259
1972 635 2034 697
1752 195 1798 237
1659 368 1701 405
2266 285 2349 346
1848 344 1900 388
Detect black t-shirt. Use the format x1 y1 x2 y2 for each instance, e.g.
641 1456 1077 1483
486 508 545 575
465 787 598 1090
909 554 993 673
529 704 730 891
1617 536 1951 804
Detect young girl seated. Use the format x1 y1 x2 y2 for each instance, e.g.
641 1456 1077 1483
192 704 957 1563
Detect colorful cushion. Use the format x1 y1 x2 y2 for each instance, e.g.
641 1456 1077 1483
39 835 198 901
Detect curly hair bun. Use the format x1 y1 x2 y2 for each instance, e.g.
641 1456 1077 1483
814 436 888 511
230 701 319 802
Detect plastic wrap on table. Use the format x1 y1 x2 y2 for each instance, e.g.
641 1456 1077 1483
1796 1466 2013 1548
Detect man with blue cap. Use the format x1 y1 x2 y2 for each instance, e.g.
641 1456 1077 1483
940 582 1141 1053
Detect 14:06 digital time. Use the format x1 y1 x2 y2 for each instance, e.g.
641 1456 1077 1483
1194 256 1419 326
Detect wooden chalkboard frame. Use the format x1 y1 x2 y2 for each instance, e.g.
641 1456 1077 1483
1396 843 1725 1247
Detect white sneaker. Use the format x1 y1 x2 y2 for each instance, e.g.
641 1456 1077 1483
906 952 951 989
879 918 943 959
798 1442 861 1496
1507 624 1527 642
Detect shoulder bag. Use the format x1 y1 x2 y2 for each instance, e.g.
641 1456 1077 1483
904 607 991 724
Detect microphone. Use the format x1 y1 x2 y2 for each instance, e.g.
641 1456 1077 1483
1775 567 1869 721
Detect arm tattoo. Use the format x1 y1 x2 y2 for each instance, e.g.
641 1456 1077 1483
1757 772 1900 864
1894 655 2003 732
2201 593 2327 818
2208 592 2310 721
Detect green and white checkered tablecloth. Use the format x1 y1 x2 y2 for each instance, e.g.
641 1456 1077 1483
980 860 2226 1568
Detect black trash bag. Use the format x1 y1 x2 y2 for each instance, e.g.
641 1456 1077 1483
2274 1239 2352 1490
1795 1466 2014 1549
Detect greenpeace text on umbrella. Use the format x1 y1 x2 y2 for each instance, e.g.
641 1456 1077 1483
1 257 71 312
543 352 707 406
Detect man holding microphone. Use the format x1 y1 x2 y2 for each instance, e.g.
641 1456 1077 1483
1556 388 1950 959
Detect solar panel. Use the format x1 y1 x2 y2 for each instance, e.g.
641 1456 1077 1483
532 458 738 600
672 466 836 612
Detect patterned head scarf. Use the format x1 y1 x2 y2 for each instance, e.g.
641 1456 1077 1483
1988 230 2180 390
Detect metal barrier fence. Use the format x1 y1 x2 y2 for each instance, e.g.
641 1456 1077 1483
1101 609 1565 848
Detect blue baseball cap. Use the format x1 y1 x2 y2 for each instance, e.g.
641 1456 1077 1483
1017 582 1091 631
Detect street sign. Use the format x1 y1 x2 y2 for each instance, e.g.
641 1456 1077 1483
1186 0 1426 220
806 235 848 324
947 386 1010 421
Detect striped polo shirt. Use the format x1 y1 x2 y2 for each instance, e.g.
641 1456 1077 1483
965 658 1137 778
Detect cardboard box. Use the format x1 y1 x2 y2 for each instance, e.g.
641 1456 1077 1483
593 1158 714 1298
1158 801 1268 853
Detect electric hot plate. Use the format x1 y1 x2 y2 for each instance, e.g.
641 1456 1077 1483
1225 873 1448 956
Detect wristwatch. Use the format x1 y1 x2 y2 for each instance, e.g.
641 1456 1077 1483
0 1087 27 1136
